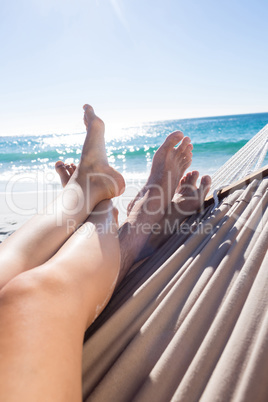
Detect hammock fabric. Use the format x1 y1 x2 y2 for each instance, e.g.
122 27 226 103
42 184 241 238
82 174 268 402
210 124 268 194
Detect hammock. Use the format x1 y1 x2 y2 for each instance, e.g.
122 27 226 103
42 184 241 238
210 124 268 194
82 126 268 402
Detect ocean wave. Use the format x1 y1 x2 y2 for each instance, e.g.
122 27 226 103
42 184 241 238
192 140 248 154
0 139 254 166
0 112 266 179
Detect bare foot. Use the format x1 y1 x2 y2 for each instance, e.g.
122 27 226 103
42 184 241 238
172 170 212 215
69 104 125 201
55 162 76 188
55 166 211 218
122 170 211 269
127 131 193 216
133 170 212 262
127 169 211 227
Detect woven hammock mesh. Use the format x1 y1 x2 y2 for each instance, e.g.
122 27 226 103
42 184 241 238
210 124 268 194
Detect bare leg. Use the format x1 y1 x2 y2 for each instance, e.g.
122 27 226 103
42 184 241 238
54 142 210 285
0 105 125 289
118 131 193 283
0 200 120 402
55 164 211 284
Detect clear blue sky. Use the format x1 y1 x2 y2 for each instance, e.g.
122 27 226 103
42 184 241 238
0 0 267 135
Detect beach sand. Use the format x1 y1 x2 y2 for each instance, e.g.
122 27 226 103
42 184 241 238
0 179 144 243
0 181 49 242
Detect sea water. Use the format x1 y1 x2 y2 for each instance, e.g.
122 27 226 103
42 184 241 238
0 112 267 185
0 112 267 223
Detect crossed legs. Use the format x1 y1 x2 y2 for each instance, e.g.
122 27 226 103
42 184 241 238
0 106 125 402
0 105 125 289
55 140 211 285
0 104 211 402
0 200 120 402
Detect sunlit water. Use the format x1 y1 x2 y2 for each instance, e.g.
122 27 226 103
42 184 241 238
0 112 267 188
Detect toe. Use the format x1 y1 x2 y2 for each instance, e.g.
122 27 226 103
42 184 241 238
55 160 65 170
201 175 212 186
177 136 192 153
55 161 71 187
68 164 76 175
187 143 194 152
182 148 193 165
70 163 77 173
65 164 73 176
163 131 184 148
181 176 187 185
175 139 193 162
83 104 104 130
175 174 186 194
83 104 102 129
192 170 199 178
200 175 212 198
185 170 199 185
83 104 94 113
185 171 192 179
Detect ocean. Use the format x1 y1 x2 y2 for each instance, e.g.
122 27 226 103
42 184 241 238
0 112 267 186
0 112 267 225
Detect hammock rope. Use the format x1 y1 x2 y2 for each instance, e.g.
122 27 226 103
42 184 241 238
210 124 268 196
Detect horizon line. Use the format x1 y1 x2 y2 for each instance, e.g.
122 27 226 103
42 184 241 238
1 110 268 137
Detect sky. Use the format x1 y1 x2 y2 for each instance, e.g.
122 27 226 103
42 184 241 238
0 0 267 135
